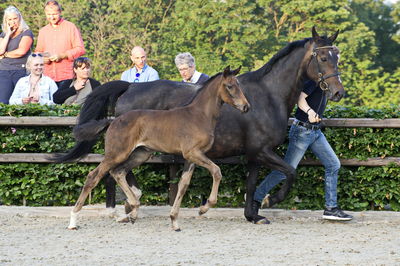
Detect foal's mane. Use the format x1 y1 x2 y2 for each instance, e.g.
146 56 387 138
183 71 222 106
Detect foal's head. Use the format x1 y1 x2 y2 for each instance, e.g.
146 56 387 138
219 66 250 113
306 26 345 102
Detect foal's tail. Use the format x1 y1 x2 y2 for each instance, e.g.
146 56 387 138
52 119 112 163
52 80 131 163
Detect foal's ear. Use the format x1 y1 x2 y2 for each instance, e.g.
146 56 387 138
232 66 241 76
223 66 231 78
328 30 339 43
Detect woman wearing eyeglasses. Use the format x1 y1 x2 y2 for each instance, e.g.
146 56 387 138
0 6 34 104
53 57 100 104
9 53 58 105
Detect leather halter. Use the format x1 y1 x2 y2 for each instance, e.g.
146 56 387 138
311 46 341 91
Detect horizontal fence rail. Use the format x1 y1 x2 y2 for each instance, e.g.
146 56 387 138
1 116 400 128
1 116 400 167
0 153 399 166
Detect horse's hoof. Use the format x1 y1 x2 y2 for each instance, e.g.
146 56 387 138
199 205 209 215
67 226 78 230
253 215 271 225
261 194 270 208
174 228 182 232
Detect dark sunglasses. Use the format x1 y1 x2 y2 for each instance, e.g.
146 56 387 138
31 53 43 57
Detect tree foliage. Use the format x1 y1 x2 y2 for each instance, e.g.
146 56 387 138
0 0 399 106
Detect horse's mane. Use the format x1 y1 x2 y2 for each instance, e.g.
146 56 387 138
183 71 222 106
251 38 312 80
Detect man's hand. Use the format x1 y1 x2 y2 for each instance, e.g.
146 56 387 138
307 109 321 123
49 53 66 62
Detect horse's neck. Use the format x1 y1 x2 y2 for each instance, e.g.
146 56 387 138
263 44 312 109
188 77 223 122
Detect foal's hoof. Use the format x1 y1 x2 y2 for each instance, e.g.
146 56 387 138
67 226 78 230
199 205 209 216
124 201 133 214
253 215 271 225
174 228 182 232
117 216 130 223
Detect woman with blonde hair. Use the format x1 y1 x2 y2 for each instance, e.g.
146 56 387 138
0 5 34 103
9 53 58 105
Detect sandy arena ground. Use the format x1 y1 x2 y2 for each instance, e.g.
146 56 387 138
1 205 400 265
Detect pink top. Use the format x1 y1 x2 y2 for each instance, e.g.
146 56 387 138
35 18 85 82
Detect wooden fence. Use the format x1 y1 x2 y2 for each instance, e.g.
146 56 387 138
2 116 400 205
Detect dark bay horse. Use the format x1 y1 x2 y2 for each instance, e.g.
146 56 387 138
66 67 249 231
62 27 344 224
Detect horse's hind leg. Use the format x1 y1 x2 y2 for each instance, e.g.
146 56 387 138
68 162 111 230
184 151 222 215
109 147 153 224
170 161 195 231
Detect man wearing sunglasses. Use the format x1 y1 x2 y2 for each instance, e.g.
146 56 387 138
121 46 159 83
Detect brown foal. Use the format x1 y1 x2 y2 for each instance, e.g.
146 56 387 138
68 66 250 231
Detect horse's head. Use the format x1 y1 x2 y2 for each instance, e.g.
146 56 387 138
220 66 250 113
306 26 344 102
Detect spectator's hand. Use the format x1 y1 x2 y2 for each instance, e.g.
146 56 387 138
30 98 39 103
49 53 66 62
308 109 321 123
22 97 32 104
6 24 17 36
74 79 87 91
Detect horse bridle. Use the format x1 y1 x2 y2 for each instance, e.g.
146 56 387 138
311 46 341 91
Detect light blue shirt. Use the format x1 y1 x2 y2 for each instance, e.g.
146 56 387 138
9 75 58 105
121 64 159 83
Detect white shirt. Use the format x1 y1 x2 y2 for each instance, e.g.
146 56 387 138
9 75 58 105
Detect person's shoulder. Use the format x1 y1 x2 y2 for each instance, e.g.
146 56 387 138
147 65 158 73
89 78 101 88
21 29 34 38
62 19 80 29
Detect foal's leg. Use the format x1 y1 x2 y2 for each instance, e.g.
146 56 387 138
170 161 195 231
109 147 153 223
68 162 112 229
184 151 222 215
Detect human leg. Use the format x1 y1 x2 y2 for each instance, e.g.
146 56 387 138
253 124 313 203
310 130 352 220
0 70 14 104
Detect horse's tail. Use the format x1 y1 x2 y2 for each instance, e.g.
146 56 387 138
51 119 112 163
77 80 131 125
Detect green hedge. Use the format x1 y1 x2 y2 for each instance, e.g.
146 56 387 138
1 104 399 211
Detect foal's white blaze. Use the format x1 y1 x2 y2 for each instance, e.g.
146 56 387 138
68 210 79 229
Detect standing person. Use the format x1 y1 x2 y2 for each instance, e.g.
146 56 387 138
35 0 85 88
0 5 33 104
9 53 58 105
175 52 209 84
53 57 100 104
121 46 159 83
252 79 353 222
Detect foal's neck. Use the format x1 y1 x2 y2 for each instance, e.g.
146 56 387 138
188 75 224 121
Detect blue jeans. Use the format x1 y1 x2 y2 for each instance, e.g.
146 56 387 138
0 69 27 104
254 121 341 208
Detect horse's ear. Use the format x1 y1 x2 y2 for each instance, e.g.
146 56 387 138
223 66 231 77
312 26 321 41
232 66 241 76
328 30 339 43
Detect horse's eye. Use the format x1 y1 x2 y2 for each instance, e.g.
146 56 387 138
226 85 233 90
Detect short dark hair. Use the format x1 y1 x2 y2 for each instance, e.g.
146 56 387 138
73 57 92 69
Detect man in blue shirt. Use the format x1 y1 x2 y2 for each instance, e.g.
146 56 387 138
121 46 159 82
252 79 353 223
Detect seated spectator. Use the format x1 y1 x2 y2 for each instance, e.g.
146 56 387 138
121 46 159 83
175 52 209 84
0 5 34 104
9 53 58 105
53 57 100 104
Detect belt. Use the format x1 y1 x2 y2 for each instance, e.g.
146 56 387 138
293 120 321 130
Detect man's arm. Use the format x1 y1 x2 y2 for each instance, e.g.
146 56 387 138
297 92 321 123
